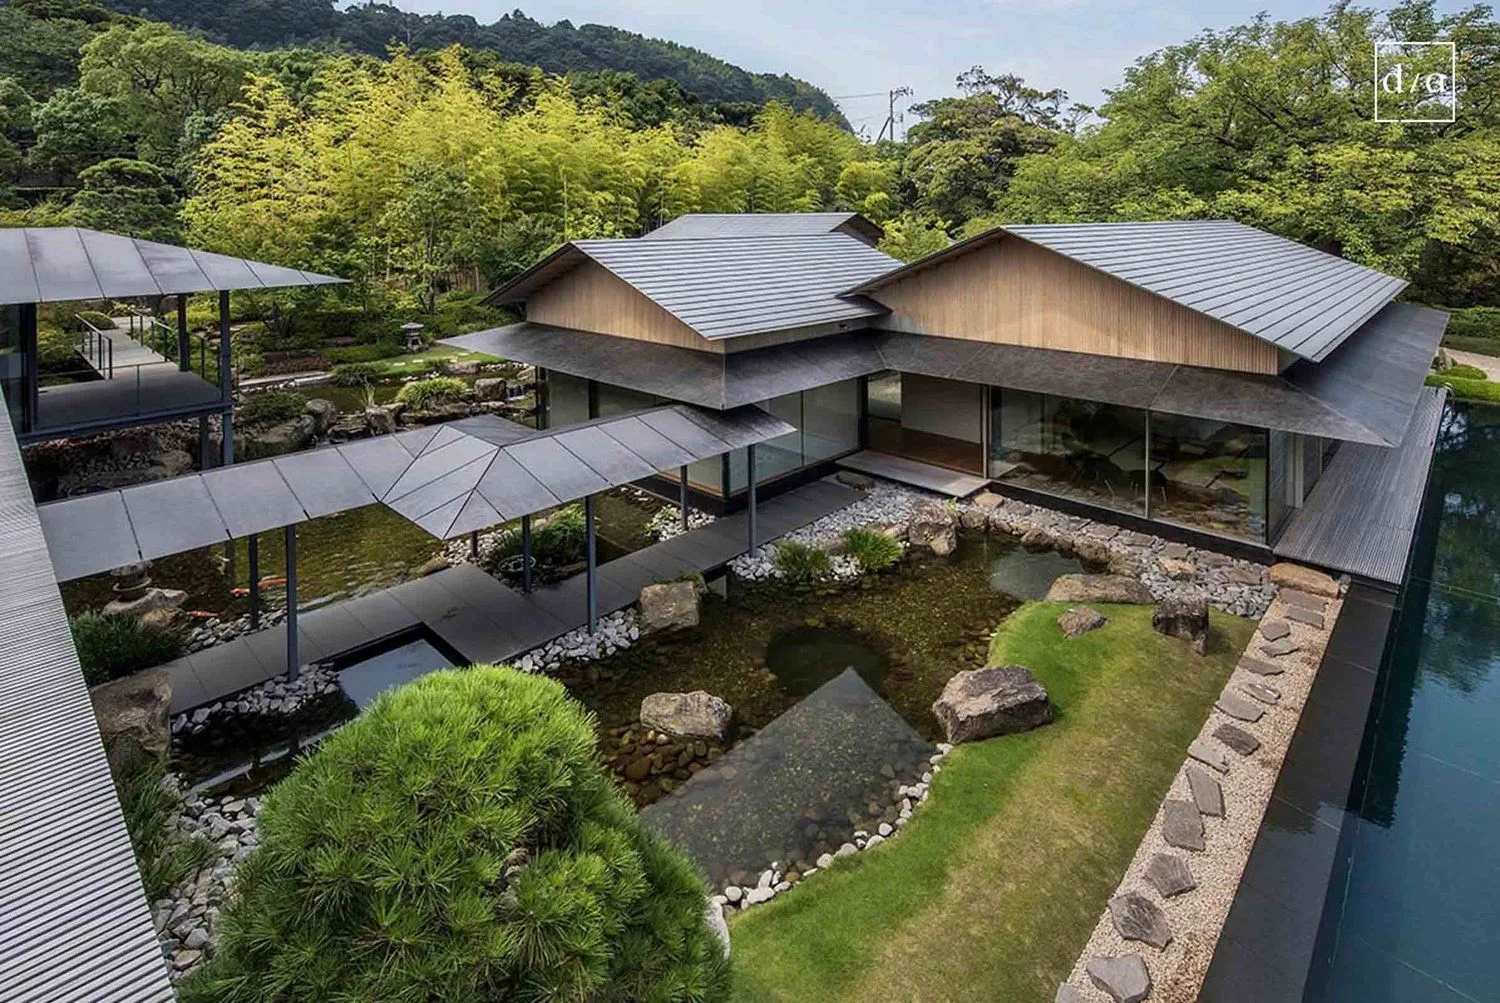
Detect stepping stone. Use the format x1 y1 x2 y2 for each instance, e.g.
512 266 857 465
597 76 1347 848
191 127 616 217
1144 853 1197 897
1088 953 1152 1003
1109 891 1173 948
1240 680 1281 705
1188 739 1229 773
1259 619 1291 641
1087 524 1120 540
1285 606 1325 629
1163 799 1205 851
1187 766 1224 816
1260 638 1300 658
1056 987 1088 1003
1280 589 1327 613
1214 722 1261 756
1216 692 1265 723
1239 657 1285 676
1161 542 1190 559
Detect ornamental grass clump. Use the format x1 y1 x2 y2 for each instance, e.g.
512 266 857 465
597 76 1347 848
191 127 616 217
70 611 186 685
182 666 728 1003
773 540 832 581
839 527 902 572
394 374 469 410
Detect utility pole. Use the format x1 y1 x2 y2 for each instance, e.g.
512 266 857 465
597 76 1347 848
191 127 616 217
877 86 912 142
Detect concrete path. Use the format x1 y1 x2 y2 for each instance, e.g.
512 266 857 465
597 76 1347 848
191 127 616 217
162 478 860 712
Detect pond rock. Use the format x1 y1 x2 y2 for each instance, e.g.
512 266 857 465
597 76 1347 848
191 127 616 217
364 405 397 435
932 665 1053 744
1152 597 1210 654
303 398 339 435
640 691 732 742
89 668 172 777
1058 606 1108 638
473 377 508 401
638 580 700 633
1045 573 1154 605
908 499 958 556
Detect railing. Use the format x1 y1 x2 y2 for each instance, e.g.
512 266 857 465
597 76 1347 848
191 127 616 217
117 307 219 384
74 314 115 378
34 358 225 431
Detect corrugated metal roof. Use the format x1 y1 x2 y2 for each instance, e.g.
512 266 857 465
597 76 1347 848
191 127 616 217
848 220 1409 362
0 227 348 305
0 403 174 1002
490 234 902 340
643 212 880 243
39 405 795 580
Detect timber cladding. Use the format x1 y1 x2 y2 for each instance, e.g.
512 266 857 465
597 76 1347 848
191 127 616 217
526 258 722 353
867 236 1282 375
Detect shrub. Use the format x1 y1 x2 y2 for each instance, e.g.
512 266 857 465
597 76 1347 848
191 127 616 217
181 667 729 1003
486 505 588 570
327 361 382 386
323 344 388 366
238 388 307 427
1427 372 1500 402
117 761 213 901
1445 305 1500 341
773 540 832 581
840 527 902 571
1442 363 1487 381
75 309 115 330
394 375 469 410
70 612 186 685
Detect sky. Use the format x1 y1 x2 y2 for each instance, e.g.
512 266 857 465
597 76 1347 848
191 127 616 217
390 0 1349 135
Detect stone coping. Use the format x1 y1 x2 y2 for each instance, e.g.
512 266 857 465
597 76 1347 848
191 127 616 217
1059 568 1343 1002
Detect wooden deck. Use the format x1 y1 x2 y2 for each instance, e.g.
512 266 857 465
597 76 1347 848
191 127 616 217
163 478 860 712
1274 387 1444 586
838 450 991 497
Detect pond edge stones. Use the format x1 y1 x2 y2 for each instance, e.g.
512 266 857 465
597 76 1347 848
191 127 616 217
1056 565 1343 1001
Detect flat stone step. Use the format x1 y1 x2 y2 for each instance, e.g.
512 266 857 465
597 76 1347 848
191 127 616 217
1214 722 1261 756
1187 766 1224 816
1108 891 1173 949
1285 606 1325 629
1188 738 1229 773
1088 954 1152 1003
1279 589 1328 613
1216 691 1265 723
1260 638 1300 658
1144 852 1197 897
1239 657 1285 676
1163 800 1206 852
1259 619 1291 641
1240 680 1281 705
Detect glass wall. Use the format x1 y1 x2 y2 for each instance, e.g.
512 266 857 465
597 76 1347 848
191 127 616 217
546 370 590 428
865 372 985 474
0 304 23 429
990 389 1147 516
595 381 658 418
1150 412 1267 542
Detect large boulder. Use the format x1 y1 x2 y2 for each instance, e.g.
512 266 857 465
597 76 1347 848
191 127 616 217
240 414 316 459
932 665 1053 744
1058 606 1108 638
1045 573 1154 605
641 691 732 742
1268 562 1339 598
473 377 508 402
89 669 172 777
908 500 958 556
1152 598 1210 654
638 580 700 633
102 586 186 619
303 397 339 435
365 405 397 435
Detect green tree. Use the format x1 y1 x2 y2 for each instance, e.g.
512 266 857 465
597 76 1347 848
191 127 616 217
28 85 127 177
70 157 180 240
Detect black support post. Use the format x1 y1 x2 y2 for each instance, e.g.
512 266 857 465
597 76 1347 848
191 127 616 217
679 465 690 532
747 443 758 553
284 524 298 681
20 302 37 433
585 496 597 633
468 530 479 560
198 415 210 470
219 290 234 466
248 533 260 630
521 514 532 593
176 295 189 372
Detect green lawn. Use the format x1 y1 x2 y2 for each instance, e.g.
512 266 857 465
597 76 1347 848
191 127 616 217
727 601 1254 1003
1443 334 1500 359
349 345 501 378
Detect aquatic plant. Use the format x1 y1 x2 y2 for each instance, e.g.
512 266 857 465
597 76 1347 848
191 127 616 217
393 374 469 410
181 666 729 1002
839 527 902 572
70 611 186 685
774 541 832 581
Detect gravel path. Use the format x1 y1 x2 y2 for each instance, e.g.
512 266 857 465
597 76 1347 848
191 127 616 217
1447 347 1500 380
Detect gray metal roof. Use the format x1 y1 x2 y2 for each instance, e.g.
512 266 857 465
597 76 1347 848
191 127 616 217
0 403 174 1001
848 220 1409 362
489 234 901 340
39 405 794 581
643 212 882 244
446 298 1445 446
0 227 348 305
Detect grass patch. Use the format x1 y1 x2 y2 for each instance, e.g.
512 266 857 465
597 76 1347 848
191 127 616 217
71 611 186 685
1428 371 1500 402
1443 334 1500 358
727 600 1254 1002
325 344 498 378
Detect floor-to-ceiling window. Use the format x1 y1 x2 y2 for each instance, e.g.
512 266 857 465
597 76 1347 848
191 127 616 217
864 372 985 474
990 389 1147 516
546 371 590 427
1150 412 1268 542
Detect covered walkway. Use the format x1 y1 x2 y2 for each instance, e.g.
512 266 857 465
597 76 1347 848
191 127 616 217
162 478 858 712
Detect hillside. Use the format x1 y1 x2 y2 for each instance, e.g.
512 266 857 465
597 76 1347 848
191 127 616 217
91 0 844 121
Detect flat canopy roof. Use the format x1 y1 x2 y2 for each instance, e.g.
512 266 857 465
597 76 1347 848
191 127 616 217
445 300 1446 447
38 404 793 582
0 227 348 305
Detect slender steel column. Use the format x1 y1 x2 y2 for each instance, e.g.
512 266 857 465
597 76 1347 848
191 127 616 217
197 415 210 469
176 295 189 372
284 524 299 681
585 496 597 633
247 533 260 630
219 290 234 466
679 465 690 531
521 514 533 593
20 303 37 432
747 443 758 553
468 530 479 560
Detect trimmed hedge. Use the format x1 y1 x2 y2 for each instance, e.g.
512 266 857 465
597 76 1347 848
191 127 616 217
181 666 729 1002
238 389 307 427
1427 372 1500 402
1445 305 1500 341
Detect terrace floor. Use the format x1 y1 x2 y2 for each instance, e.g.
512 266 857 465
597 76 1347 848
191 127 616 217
162 478 859 712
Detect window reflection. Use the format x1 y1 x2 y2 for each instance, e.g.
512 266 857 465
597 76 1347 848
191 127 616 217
991 389 1147 516
1150 412 1267 542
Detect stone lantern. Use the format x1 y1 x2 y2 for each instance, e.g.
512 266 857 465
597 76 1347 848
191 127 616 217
401 321 425 353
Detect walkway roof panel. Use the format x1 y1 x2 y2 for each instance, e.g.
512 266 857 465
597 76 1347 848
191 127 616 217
339 435 422 497
272 449 376 518
599 416 695 470
34 490 139 581
122 477 228 558
475 449 560 518
506 437 611 503
553 425 659 484
0 227 349 305
201 461 307 537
